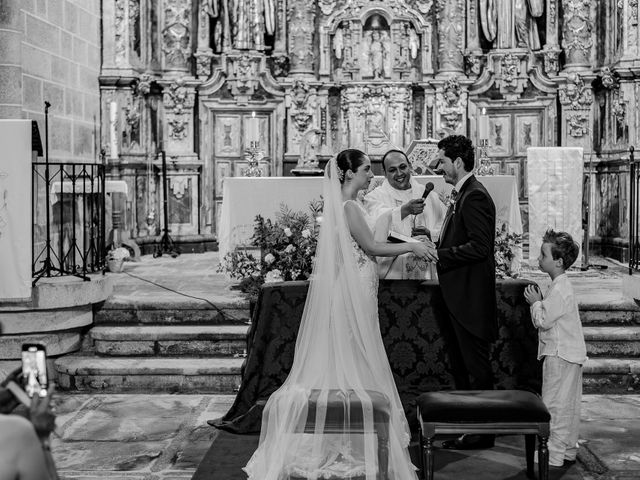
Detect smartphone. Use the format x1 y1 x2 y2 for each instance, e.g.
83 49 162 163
21 344 48 398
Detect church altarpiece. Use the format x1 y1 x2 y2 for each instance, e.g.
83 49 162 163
100 0 640 259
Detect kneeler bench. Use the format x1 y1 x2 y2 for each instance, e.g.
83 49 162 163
292 389 391 480
417 390 551 480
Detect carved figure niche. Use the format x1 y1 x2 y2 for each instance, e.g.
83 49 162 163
361 14 391 79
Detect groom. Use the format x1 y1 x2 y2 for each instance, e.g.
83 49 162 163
425 134 497 450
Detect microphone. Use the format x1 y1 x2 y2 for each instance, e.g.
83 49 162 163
422 182 435 199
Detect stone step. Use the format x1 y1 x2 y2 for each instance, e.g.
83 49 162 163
94 304 251 326
54 356 243 393
584 326 640 357
90 325 249 356
583 357 640 393
579 307 640 326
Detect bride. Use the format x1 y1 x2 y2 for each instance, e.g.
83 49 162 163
244 149 430 479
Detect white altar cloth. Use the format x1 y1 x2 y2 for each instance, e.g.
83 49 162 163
219 175 522 269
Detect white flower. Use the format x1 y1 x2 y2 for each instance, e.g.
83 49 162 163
264 253 275 264
291 269 301 280
301 229 311 238
285 244 295 253
264 269 283 283
283 227 292 237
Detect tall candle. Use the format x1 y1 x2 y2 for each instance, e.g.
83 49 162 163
109 101 118 159
247 111 259 146
478 107 489 141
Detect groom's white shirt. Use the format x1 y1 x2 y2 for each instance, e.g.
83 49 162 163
364 178 447 279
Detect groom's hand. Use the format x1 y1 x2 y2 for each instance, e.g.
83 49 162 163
424 244 438 263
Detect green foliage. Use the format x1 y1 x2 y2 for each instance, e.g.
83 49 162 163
217 201 322 291
495 222 523 279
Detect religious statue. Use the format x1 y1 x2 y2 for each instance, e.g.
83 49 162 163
297 129 322 169
333 26 344 59
206 0 275 51
514 0 543 49
480 0 544 49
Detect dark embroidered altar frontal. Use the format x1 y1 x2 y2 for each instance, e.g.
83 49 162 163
213 279 541 434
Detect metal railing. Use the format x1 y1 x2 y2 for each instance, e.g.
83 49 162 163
32 162 106 285
629 146 640 273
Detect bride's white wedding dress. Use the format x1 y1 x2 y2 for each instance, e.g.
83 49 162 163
243 159 417 480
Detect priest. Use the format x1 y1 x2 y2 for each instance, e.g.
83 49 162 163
364 149 447 279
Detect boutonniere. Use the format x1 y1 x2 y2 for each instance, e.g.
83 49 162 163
444 194 457 214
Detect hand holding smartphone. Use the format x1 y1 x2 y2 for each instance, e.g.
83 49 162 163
21 344 48 399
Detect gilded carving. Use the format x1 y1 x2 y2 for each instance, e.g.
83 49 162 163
543 50 559 75
318 0 337 16
163 0 192 69
269 55 290 77
288 80 315 133
114 0 126 64
436 78 466 132
164 79 195 115
559 73 593 109
600 67 617 89
437 0 465 72
288 1 316 73
228 55 259 98
129 0 140 57
561 0 593 66
567 113 589 137
500 53 521 91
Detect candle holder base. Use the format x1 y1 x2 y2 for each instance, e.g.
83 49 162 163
243 145 264 177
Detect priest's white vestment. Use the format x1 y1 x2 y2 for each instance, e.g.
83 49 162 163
364 178 447 279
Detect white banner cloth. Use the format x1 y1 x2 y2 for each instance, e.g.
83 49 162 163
527 147 583 266
219 175 522 267
0 120 32 300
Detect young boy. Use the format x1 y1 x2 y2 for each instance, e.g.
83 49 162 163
524 229 587 468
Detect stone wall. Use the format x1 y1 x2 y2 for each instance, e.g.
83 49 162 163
0 0 101 163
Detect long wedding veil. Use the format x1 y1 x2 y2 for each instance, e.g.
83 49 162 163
244 157 417 480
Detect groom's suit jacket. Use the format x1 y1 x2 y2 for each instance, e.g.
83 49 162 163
436 175 497 341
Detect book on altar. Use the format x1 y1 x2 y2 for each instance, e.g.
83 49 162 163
387 231 421 243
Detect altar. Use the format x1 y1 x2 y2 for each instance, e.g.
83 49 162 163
219 175 522 260
213 279 540 434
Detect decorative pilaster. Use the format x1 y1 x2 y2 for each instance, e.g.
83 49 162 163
541 0 561 76
558 72 594 148
160 78 198 159
437 0 465 74
435 78 467 135
102 0 142 76
561 0 595 70
288 0 316 77
285 80 318 155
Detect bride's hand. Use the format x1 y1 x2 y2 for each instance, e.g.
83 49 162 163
411 242 438 262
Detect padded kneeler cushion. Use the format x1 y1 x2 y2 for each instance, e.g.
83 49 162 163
417 390 551 423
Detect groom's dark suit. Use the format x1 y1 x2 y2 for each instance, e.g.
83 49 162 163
437 174 497 389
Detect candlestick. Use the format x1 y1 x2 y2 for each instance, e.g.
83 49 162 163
109 101 118 159
478 107 489 141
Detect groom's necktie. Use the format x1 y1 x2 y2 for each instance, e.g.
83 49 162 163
440 189 458 239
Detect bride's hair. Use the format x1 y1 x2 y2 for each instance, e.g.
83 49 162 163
336 149 367 183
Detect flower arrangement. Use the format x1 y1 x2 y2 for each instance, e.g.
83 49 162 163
494 222 523 279
218 202 523 294
217 201 322 296
106 246 131 261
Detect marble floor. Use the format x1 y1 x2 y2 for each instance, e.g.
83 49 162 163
47 393 640 479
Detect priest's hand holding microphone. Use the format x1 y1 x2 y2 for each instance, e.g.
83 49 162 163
403 182 435 239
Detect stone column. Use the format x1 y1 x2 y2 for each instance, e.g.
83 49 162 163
541 0 561 76
0 0 22 118
287 0 316 77
195 0 214 78
161 0 193 76
561 0 595 71
621 0 639 60
437 0 465 75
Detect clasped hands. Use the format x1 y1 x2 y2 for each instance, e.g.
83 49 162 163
410 236 438 263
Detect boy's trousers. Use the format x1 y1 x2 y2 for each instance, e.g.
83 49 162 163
542 355 583 466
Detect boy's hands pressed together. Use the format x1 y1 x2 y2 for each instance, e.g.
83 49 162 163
524 284 543 305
